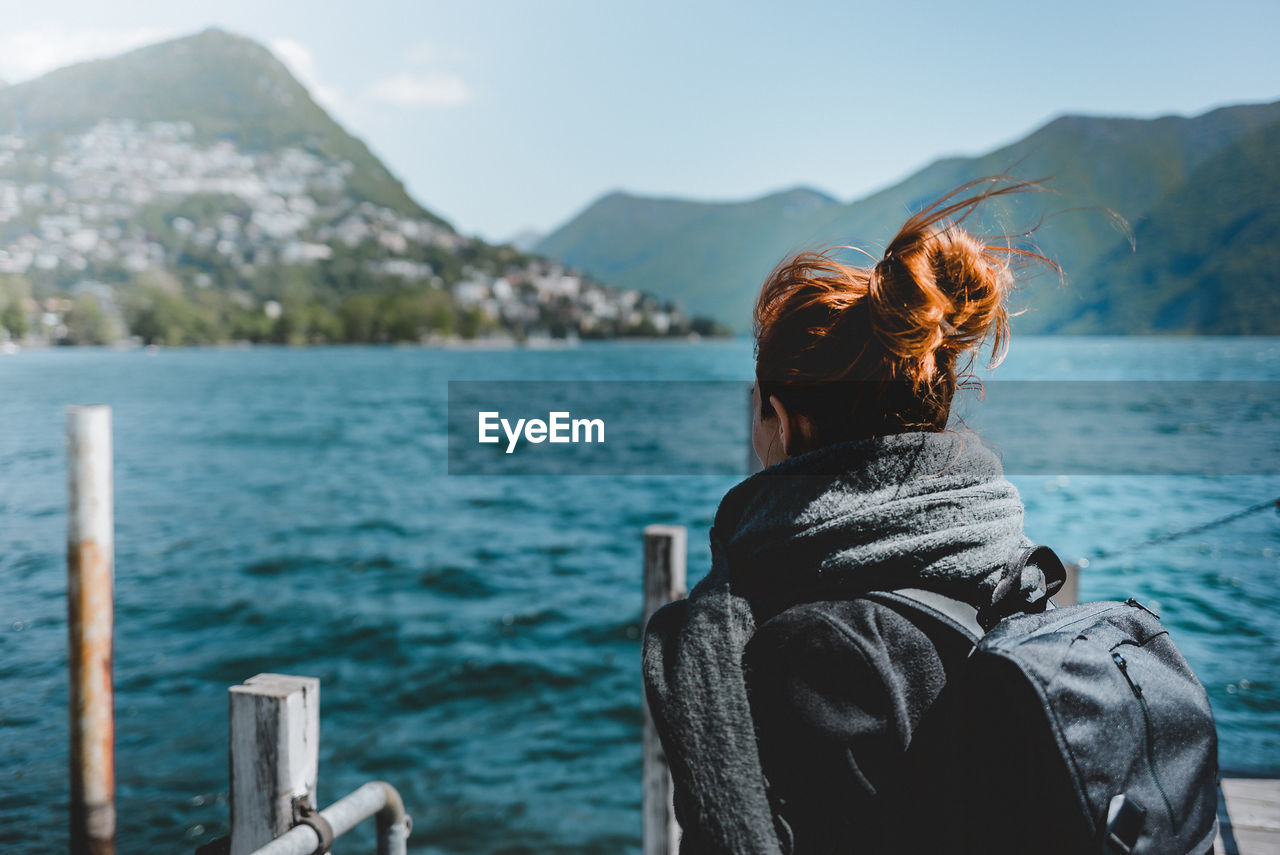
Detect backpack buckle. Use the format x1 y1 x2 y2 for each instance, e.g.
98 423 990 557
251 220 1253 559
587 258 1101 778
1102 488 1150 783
1104 793 1146 854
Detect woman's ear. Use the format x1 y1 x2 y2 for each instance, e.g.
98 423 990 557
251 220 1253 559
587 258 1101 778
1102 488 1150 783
768 394 810 458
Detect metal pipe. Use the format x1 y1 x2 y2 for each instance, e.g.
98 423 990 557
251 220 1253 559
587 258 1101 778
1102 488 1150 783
374 782 411 855
249 782 411 855
67 405 115 855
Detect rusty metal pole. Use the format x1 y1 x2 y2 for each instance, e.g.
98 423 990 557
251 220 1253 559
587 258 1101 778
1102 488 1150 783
67 405 115 855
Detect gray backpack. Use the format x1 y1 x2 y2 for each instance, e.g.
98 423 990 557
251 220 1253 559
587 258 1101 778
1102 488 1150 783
867 545 1220 855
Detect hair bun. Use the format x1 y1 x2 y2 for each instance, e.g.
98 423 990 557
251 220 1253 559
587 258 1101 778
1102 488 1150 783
753 177 1059 441
867 222 1011 387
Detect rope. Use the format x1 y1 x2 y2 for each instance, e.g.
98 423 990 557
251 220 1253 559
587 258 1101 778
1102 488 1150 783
1081 497 1280 566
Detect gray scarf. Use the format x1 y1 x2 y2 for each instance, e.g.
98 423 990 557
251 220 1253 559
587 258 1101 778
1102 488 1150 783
642 431 1032 854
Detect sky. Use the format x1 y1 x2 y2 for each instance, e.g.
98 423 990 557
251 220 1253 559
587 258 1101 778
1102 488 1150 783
0 0 1276 242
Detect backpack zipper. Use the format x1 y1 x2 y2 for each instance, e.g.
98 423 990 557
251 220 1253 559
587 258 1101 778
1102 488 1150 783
1112 650 1176 824
1126 598 1161 620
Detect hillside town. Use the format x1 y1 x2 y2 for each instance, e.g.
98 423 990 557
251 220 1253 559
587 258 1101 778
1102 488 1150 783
0 119 713 346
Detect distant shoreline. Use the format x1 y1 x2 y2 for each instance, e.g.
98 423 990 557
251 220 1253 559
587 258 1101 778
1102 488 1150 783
0 333 743 354
8 332 1280 358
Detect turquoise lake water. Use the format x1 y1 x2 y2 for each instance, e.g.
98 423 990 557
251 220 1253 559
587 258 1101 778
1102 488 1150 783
1 337 1278 853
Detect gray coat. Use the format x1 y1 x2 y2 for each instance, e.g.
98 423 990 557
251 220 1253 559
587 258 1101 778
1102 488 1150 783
643 432 1039 854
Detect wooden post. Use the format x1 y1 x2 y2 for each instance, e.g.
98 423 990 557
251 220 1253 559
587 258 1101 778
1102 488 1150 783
229 674 320 855
1058 562 1080 606
67 405 115 855
643 525 687 855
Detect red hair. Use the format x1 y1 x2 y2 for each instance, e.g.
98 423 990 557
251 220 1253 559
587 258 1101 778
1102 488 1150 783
754 177 1059 447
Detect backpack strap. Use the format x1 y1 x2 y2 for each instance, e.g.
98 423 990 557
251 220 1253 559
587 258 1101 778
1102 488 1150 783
864 544 1067 642
864 588 984 644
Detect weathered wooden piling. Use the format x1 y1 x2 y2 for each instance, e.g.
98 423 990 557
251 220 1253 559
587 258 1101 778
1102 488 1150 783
642 525 687 855
1058 561 1080 606
229 675 320 855
67 405 116 855
218 675 410 855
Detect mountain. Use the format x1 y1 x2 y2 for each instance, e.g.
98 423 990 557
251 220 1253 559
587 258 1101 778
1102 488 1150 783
0 30 723 346
537 187 839 329
0 28 443 227
1059 117 1280 334
503 228 545 252
536 101 1280 334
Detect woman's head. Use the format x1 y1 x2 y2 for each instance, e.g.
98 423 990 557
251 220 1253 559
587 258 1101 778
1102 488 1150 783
752 178 1056 468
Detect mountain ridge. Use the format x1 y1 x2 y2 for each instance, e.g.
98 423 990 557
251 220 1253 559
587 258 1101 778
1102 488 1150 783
537 99 1280 333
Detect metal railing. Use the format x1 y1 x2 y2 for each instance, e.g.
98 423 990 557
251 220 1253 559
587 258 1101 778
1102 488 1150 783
248 781 410 855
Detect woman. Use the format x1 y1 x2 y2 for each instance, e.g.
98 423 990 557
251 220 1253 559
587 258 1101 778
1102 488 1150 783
642 179 1060 854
